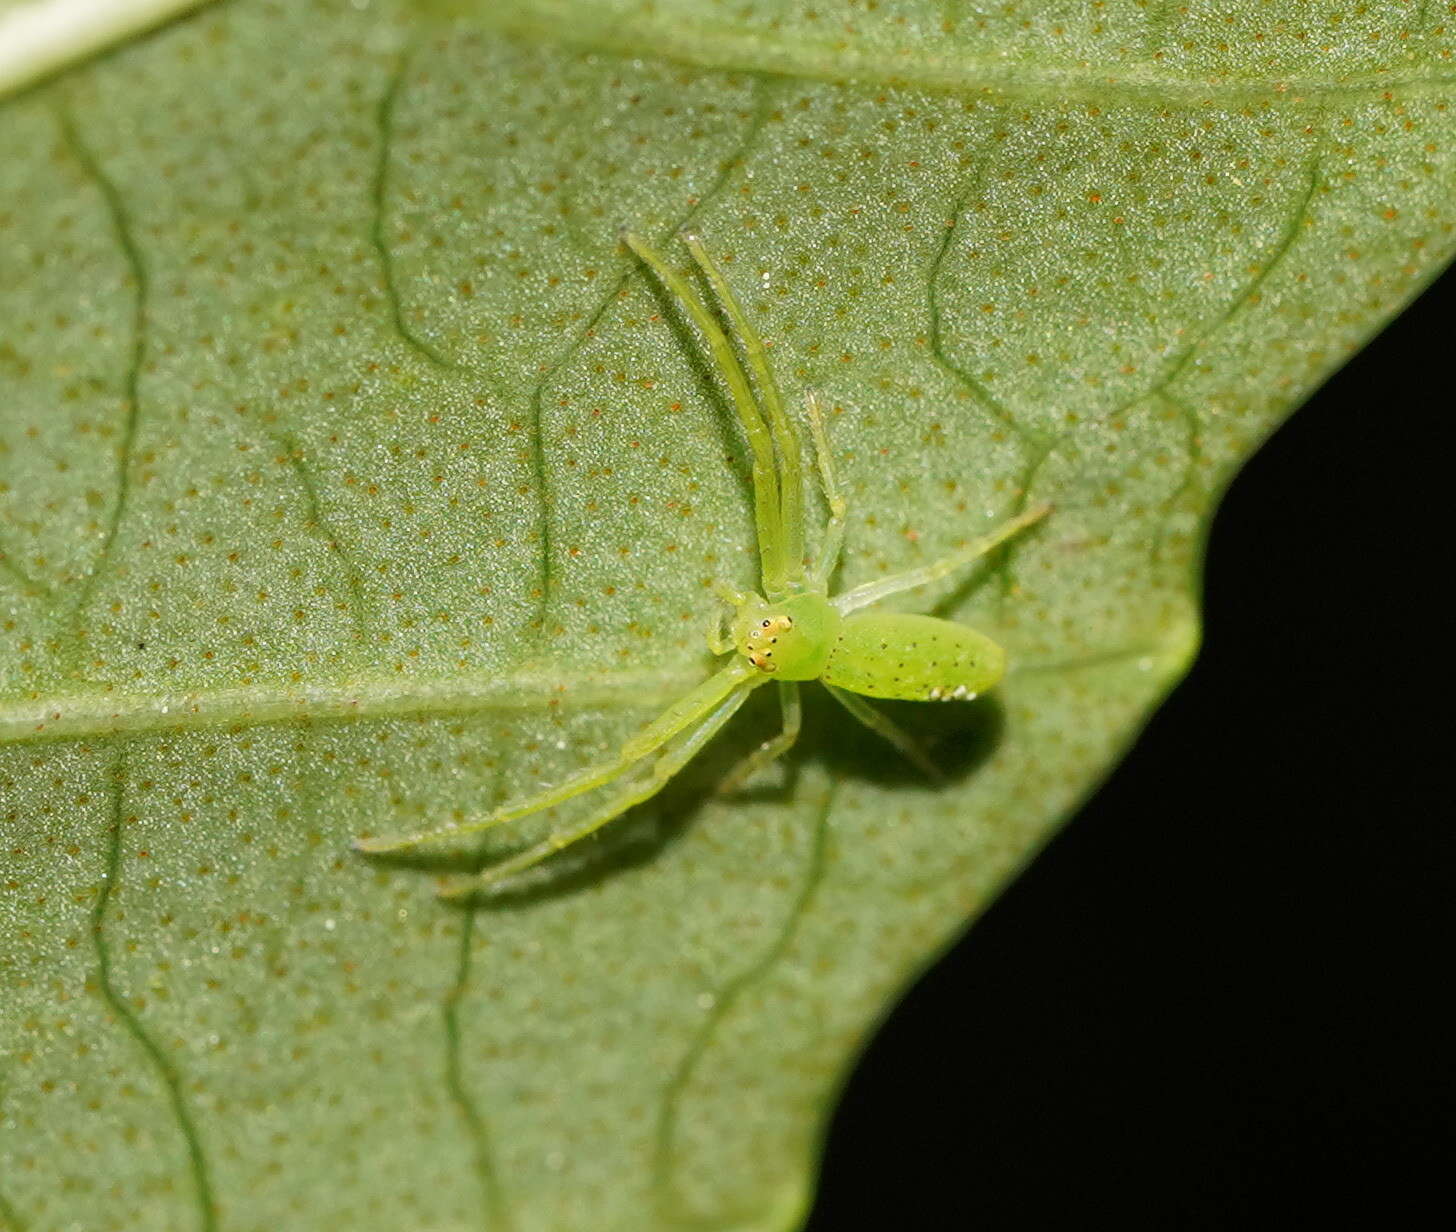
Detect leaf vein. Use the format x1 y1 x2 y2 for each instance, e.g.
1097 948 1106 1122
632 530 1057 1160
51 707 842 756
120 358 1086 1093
1148 390 1206 570
372 43 460 371
270 433 370 642
442 911 514 1231
1152 138 1326 404
491 13 1456 107
55 107 147 624
0 667 694 743
926 158 1046 455
1140 127 1326 562
91 753 218 1232
651 786 834 1223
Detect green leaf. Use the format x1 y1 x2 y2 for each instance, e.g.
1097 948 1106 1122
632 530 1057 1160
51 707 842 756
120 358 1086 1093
2 1 1452 1228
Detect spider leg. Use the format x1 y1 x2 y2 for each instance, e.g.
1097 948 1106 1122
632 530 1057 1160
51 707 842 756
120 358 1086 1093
706 580 746 654
623 233 787 596
354 660 755 853
825 685 943 782
719 680 801 794
706 611 733 656
711 579 751 606
834 502 1051 614
803 392 847 590
437 681 758 897
682 233 805 590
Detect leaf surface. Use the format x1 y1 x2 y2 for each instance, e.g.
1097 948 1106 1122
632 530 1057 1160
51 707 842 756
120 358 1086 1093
2 1 1453 1228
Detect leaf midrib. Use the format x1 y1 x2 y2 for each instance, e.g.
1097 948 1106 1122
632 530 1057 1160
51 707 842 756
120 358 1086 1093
0 666 696 743
0 633 1188 744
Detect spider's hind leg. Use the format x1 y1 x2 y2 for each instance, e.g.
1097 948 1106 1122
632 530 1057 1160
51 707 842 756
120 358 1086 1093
719 681 801 794
833 502 1050 614
825 685 943 782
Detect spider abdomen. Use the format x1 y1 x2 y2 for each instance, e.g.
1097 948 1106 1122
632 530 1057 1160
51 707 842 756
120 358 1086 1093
821 612 1006 702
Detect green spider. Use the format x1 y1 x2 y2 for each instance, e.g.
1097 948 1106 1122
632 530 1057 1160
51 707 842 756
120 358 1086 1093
355 232 1049 897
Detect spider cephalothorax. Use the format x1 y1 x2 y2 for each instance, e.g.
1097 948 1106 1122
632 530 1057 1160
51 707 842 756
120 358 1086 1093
733 593 839 679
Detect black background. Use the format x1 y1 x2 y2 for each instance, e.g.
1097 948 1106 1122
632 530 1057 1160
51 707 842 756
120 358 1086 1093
807 266 1451 1227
